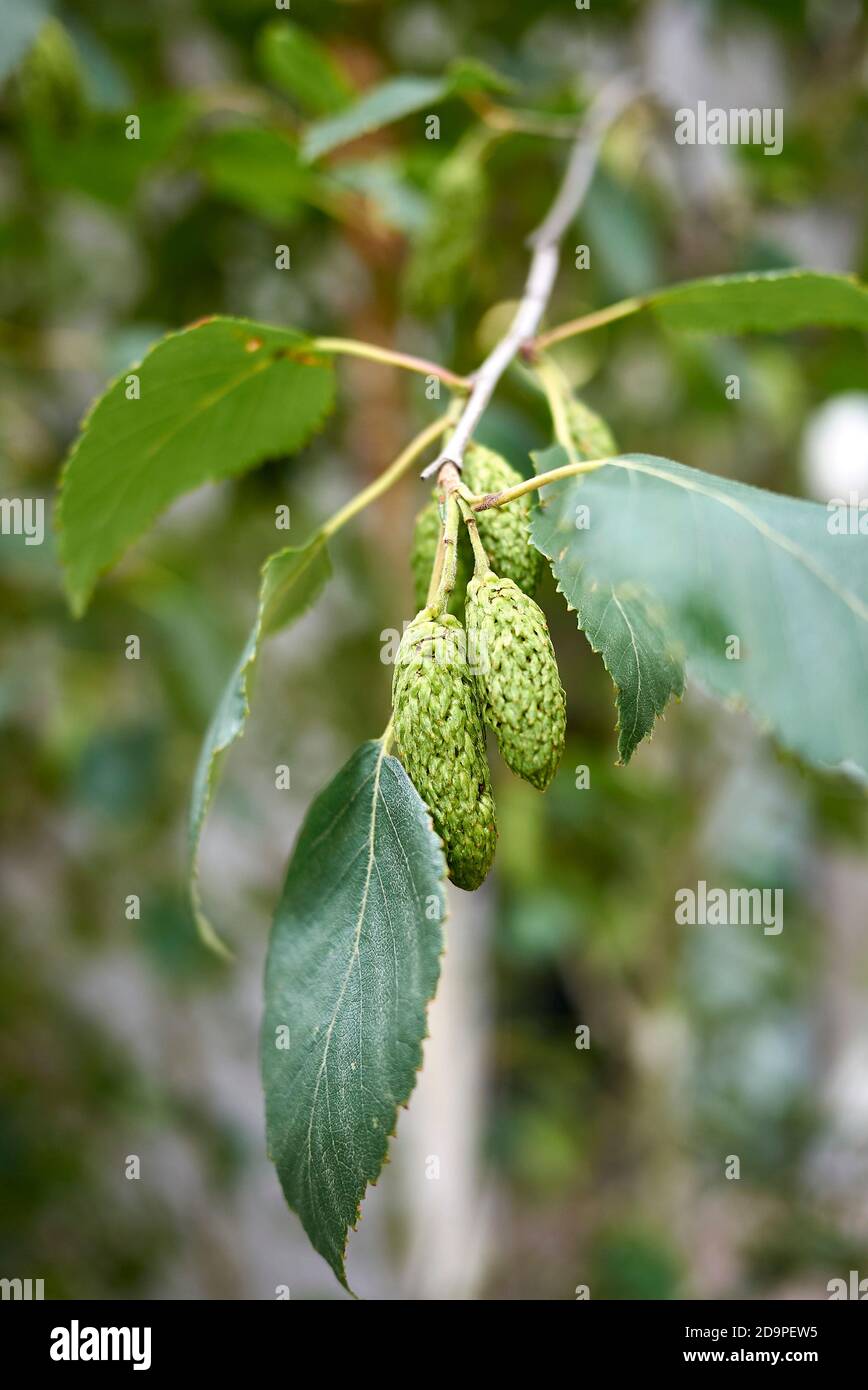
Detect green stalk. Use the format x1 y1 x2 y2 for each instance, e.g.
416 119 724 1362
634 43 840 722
312 337 472 390
322 412 455 540
472 456 611 511
429 492 461 615
532 296 643 352
456 492 491 576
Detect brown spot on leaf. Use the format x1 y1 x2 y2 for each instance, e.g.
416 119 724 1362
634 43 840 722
274 347 327 367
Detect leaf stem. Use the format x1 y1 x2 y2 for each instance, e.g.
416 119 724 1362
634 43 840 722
312 336 472 390
531 296 644 352
474 100 599 141
472 456 611 511
322 410 458 540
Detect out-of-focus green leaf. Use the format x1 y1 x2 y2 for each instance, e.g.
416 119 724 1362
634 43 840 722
303 74 446 162
197 125 316 223
262 739 446 1291
189 535 332 957
58 317 335 615
257 18 353 115
330 158 428 233
532 448 868 776
26 99 189 204
582 170 662 300
301 59 511 163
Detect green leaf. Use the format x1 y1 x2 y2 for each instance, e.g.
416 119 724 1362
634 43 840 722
189 535 331 957
579 582 685 763
531 449 868 776
257 19 353 115
648 269 868 334
197 125 316 223
533 395 684 762
300 60 511 163
302 74 447 162
262 739 446 1290
58 317 335 615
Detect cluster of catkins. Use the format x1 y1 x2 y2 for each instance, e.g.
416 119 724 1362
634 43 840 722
392 444 567 890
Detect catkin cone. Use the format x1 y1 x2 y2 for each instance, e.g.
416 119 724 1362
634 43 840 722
393 611 497 890
465 571 566 791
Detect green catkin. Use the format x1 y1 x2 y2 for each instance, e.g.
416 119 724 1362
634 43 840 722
409 444 541 611
392 611 497 890
463 444 543 595
20 20 86 133
405 149 487 313
465 571 566 791
564 397 617 459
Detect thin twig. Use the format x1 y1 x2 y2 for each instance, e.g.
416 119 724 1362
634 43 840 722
420 74 641 482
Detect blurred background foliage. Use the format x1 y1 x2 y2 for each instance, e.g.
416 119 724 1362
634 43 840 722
1 0 867 1300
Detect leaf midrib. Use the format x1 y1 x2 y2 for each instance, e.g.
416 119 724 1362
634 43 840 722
298 741 388 1211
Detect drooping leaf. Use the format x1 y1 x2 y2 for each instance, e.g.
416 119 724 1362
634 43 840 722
531 448 868 776
649 269 868 334
302 74 446 162
301 58 512 162
533 395 684 762
58 317 335 615
262 739 446 1290
189 535 332 957
257 19 353 115
574 581 685 763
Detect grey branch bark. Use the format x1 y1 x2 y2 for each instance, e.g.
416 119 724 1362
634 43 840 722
420 74 640 481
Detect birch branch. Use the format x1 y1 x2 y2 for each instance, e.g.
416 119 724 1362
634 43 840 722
420 74 641 482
